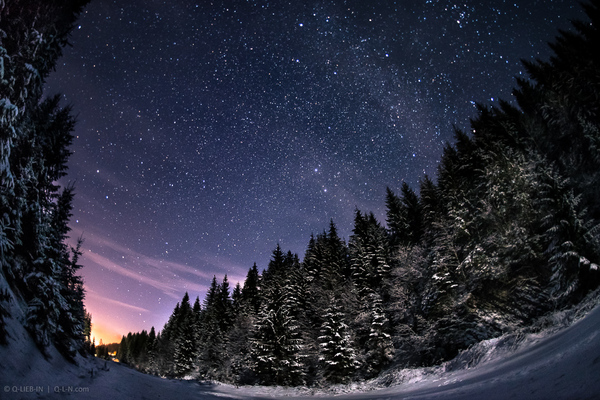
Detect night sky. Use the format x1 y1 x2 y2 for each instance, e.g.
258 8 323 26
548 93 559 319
45 0 585 344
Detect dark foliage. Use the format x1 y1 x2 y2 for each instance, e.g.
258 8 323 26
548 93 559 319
0 0 91 359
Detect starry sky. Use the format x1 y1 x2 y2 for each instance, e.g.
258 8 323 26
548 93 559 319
45 0 585 344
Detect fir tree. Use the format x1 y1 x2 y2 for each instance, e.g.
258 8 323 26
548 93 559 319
318 299 359 383
157 302 180 375
386 183 423 249
349 210 391 296
359 292 394 377
197 276 230 379
216 275 234 332
251 279 306 386
173 292 196 377
262 243 286 286
242 263 261 314
232 282 243 316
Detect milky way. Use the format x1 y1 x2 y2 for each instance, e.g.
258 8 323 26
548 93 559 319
45 0 584 343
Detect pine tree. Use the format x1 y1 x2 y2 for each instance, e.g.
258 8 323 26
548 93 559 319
262 243 286 287
157 302 180 375
318 299 359 383
197 277 229 379
386 183 423 249
216 275 234 332
242 263 261 314
82 309 93 354
324 220 350 289
363 292 394 377
117 335 128 364
386 187 405 250
146 326 159 374
251 281 306 386
173 292 196 377
349 210 391 296
226 297 256 383
232 282 243 316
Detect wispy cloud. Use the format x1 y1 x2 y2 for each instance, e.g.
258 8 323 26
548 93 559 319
83 251 191 299
72 228 210 299
86 289 150 313
67 223 253 304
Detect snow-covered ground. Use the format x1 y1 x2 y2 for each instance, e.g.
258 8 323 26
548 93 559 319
2 290 600 399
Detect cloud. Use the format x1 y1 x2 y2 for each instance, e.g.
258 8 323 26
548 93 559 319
86 289 151 313
72 228 210 299
68 224 253 303
82 251 189 299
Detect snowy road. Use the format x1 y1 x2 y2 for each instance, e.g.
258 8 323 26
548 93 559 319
3 302 600 399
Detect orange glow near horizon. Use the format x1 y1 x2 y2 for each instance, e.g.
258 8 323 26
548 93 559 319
91 324 123 346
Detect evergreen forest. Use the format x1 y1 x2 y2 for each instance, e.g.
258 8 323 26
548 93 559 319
110 1 600 386
0 0 93 359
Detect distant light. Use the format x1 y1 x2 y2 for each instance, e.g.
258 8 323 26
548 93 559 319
299 23 303 27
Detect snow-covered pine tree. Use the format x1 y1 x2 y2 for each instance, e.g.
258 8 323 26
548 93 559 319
0 0 89 357
540 178 600 305
363 292 394 377
349 210 391 296
251 278 306 386
387 244 429 366
173 292 196 377
225 301 256 383
156 302 180 375
197 276 232 380
419 175 441 248
318 299 359 383
386 187 406 251
20 97 82 354
197 315 224 379
146 326 159 374
232 282 243 316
